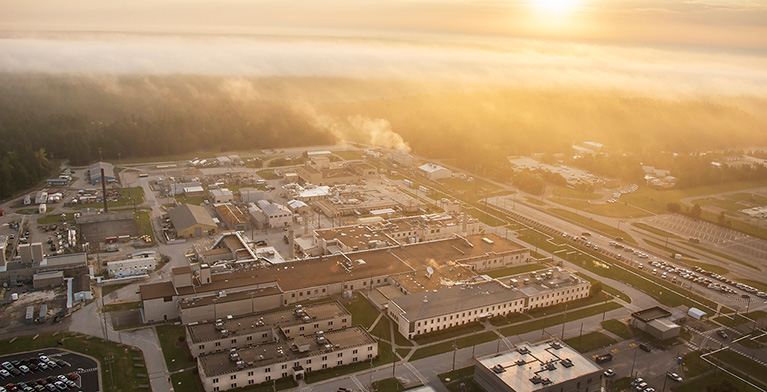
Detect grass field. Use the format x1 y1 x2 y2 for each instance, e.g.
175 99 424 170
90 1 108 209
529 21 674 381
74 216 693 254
564 331 616 353
0 332 149 392
601 319 632 340
528 292 612 318
467 207 506 227
155 324 195 372
643 239 699 260
332 150 365 160
345 293 380 329
547 208 637 243
174 195 206 206
37 213 73 224
410 331 498 361
631 222 682 240
256 169 281 180
713 311 767 327
621 181 765 215
134 210 154 239
573 273 632 303
102 301 140 312
370 317 392 341
439 177 501 196
101 283 131 297
413 322 485 345
371 378 406 391
499 302 623 337
549 198 651 219
485 263 548 278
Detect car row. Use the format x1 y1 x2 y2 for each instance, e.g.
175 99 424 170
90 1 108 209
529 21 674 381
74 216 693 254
1 357 67 379
3 373 78 392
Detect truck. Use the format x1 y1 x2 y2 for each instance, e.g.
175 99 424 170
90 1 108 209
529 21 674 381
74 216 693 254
38 304 48 323
25 306 35 325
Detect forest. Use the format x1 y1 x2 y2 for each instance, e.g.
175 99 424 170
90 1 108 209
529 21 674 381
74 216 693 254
1 73 766 199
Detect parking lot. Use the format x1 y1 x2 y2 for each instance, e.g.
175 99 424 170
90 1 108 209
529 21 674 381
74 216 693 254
1 349 98 392
646 215 767 261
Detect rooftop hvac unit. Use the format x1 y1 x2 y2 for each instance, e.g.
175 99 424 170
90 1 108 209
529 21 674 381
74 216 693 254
303 315 311 323
324 343 333 352
215 321 224 330
491 364 505 374
517 347 530 355
229 349 239 362
226 314 233 320
560 358 574 368
530 375 543 384
516 359 525 366
550 341 562 349
221 329 229 338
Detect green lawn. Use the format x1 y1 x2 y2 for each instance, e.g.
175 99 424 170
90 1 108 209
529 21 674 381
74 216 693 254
485 263 547 278
564 331 616 353
0 332 149 392
715 350 767 388
256 169 281 180
601 319 632 340
713 311 767 327
488 312 532 327
134 210 154 240
174 195 206 206
333 150 366 160
631 222 683 240
676 373 763 392
691 196 746 212
439 177 501 196
396 348 411 358
155 324 196 372
370 317 392 341
549 198 651 219
170 368 201 392
527 292 612 318
547 208 637 243
371 378 406 391
102 301 140 312
345 293 381 329
37 213 74 224
643 239 700 260
410 331 498 361
467 207 507 227
393 328 413 347
621 181 765 215
500 302 622 337
574 273 632 303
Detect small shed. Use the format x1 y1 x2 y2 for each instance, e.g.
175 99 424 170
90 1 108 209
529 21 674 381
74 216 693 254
688 307 708 320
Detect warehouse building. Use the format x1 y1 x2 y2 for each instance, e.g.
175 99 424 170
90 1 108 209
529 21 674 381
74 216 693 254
250 200 292 229
106 256 157 278
388 268 590 339
210 189 234 204
214 203 250 231
169 204 218 238
238 188 264 203
417 163 452 180
474 339 603 392
88 161 116 185
629 306 681 341
197 326 377 391
186 301 350 357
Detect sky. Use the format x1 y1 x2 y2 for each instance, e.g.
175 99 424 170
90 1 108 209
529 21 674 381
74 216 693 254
1 0 766 98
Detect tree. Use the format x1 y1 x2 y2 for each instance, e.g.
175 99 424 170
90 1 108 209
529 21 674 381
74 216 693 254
590 281 603 297
667 202 681 213
690 204 702 219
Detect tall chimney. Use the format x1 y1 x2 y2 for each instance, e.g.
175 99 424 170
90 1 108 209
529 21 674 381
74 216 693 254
101 167 108 213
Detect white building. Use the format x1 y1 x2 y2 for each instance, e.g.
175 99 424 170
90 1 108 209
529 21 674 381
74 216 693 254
252 200 292 229
388 269 590 339
197 326 377 392
474 339 603 392
417 163 452 180
106 256 157 278
210 188 234 204
239 188 264 203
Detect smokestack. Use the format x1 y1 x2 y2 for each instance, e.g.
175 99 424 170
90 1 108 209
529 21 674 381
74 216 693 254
101 167 108 213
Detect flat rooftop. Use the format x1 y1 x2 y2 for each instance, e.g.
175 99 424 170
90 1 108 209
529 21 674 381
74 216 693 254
187 301 349 344
315 225 395 250
632 306 673 323
476 339 602 392
390 280 526 321
199 326 375 377
179 286 282 310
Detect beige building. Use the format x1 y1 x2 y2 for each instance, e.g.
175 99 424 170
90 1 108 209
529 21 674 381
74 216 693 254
474 339 603 392
210 189 234 204
198 326 377 392
106 256 157 278
186 301 350 357
417 163 452 180
169 204 218 238
388 268 590 339
139 233 530 324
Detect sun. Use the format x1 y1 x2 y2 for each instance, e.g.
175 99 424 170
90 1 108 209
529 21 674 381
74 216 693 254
530 0 581 16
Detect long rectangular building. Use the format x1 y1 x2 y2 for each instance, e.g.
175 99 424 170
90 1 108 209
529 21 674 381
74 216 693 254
186 301 351 357
388 268 590 339
197 326 377 392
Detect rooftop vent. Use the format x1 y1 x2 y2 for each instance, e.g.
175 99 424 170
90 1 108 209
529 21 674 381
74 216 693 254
491 364 505 374
530 375 543 384
516 359 526 366
541 378 553 386
517 347 530 355
560 358 574 368
550 341 562 349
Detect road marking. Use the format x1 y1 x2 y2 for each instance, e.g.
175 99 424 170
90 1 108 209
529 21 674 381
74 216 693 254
405 362 428 386
351 376 368 392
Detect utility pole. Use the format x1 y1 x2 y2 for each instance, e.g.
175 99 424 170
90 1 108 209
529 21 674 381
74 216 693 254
630 347 639 378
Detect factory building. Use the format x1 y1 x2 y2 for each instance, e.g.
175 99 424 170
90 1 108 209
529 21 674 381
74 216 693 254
474 339 603 392
168 204 217 238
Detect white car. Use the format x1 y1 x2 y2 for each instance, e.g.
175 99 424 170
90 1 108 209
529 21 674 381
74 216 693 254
667 372 683 382
603 368 616 377
0 369 10 378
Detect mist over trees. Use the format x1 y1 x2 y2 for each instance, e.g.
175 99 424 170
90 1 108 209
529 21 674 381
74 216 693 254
1 73 766 198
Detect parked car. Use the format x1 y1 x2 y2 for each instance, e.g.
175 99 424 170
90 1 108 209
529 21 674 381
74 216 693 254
717 330 729 339
603 369 616 377
639 343 652 352
667 372 683 382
